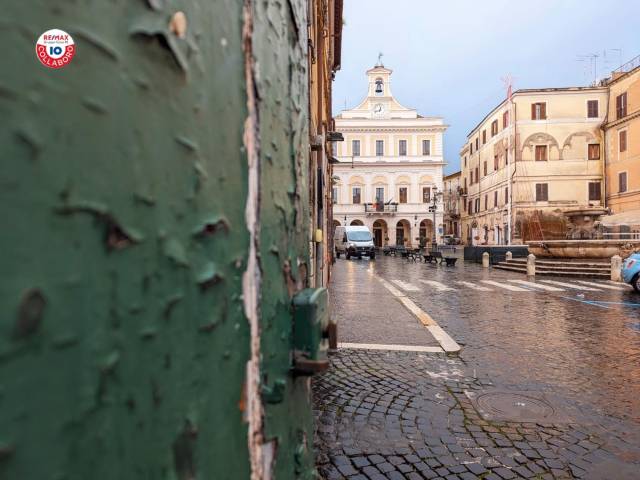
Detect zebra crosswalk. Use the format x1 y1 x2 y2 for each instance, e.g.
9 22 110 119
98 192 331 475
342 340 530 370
388 278 628 295
419 279 455 292
508 279 565 292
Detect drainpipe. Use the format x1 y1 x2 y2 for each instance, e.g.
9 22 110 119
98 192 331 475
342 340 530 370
509 101 518 244
601 89 610 212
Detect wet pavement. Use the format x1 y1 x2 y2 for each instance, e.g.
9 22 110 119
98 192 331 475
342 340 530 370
313 255 640 479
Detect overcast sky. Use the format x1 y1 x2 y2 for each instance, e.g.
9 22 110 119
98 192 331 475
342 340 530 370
332 0 640 174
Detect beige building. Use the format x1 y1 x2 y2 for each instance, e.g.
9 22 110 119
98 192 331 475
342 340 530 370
333 64 447 247
443 171 462 239
460 87 608 245
602 56 640 228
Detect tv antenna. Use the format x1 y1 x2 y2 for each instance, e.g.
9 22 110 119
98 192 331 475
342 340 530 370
576 53 600 85
500 74 515 100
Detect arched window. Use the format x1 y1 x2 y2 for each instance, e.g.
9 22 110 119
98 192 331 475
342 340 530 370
375 79 383 96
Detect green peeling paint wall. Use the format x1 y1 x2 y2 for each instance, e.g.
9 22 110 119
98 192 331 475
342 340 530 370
1 1 315 479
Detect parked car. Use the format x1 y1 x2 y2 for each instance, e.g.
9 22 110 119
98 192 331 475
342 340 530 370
334 225 375 260
622 253 640 292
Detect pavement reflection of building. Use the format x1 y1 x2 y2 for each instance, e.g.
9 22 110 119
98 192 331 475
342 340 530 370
332 63 447 247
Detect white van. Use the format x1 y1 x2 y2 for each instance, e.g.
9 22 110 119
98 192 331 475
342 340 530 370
334 225 375 259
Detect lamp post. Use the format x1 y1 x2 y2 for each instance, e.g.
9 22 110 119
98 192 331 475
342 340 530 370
429 187 442 246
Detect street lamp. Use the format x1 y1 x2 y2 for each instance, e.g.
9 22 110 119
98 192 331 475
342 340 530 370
429 187 443 246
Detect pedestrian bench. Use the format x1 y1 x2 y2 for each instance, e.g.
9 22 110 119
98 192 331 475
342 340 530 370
442 256 458 266
406 249 420 262
422 251 442 263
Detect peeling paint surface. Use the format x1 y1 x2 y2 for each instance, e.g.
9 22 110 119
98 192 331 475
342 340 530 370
1 1 253 478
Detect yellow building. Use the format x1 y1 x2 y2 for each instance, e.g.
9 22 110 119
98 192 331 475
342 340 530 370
602 56 640 228
308 0 343 287
460 87 608 245
443 171 462 240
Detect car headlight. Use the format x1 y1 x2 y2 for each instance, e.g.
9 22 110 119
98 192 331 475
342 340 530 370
348 243 355 248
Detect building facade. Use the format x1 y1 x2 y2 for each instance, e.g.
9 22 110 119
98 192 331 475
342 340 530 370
443 171 462 239
1 1 342 479
333 65 447 248
308 0 343 287
460 87 608 245
603 56 640 221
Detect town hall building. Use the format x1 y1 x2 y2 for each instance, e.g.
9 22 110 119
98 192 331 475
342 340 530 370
332 63 447 248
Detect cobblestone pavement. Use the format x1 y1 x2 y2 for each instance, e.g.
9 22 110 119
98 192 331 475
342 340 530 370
313 257 640 479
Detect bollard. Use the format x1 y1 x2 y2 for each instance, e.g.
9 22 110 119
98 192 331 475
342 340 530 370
505 251 512 261
482 252 490 268
611 255 622 282
527 254 536 276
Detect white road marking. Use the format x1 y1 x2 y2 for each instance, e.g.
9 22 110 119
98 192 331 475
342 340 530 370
508 279 564 292
540 280 601 291
576 280 626 291
481 280 530 292
606 280 633 289
427 326 461 353
391 279 420 292
419 279 455 292
455 281 493 291
378 278 406 297
378 277 461 353
339 342 443 353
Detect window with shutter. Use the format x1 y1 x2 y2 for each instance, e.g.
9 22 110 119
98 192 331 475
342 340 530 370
399 140 407 156
535 145 548 161
619 130 627 152
503 111 509 128
482 130 487 144
422 187 431 203
422 139 431 155
532 102 547 120
588 182 601 201
483 161 487 176
475 138 479 150
399 187 408 203
376 140 384 156
352 139 360 156
352 187 361 204
494 190 498 207
494 155 499 170
619 172 627 193
491 120 498 136
535 183 549 201
484 195 488 210
587 100 598 118
616 93 627 119
588 144 600 160
505 187 509 204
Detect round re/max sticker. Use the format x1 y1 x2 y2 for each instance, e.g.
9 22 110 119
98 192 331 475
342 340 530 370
36 29 75 69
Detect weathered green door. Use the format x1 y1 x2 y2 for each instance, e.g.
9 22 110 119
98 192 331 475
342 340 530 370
1 1 318 478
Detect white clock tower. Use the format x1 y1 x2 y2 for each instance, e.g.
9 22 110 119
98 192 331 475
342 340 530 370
332 63 448 248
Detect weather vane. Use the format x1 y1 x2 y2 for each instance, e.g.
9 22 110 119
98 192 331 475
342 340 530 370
377 52 383 66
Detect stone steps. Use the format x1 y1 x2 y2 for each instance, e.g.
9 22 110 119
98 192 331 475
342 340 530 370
506 258 609 268
494 259 611 279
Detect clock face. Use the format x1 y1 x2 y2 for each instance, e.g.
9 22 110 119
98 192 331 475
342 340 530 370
373 103 384 115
